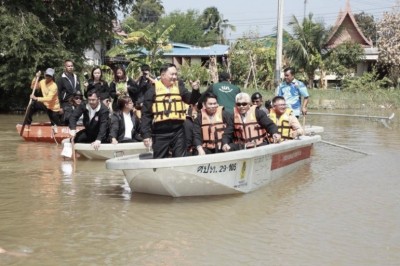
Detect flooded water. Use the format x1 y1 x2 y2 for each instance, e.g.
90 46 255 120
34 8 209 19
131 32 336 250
0 111 399 265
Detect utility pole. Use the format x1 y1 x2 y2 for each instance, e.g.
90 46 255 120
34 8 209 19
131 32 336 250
274 0 284 88
304 0 307 19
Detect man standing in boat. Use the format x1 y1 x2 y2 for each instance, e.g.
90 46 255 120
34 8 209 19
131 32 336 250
193 92 233 155
269 96 304 140
276 67 309 118
68 89 110 150
26 68 61 130
222 93 281 151
57 59 81 111
141 63 201 158
198 71 240 114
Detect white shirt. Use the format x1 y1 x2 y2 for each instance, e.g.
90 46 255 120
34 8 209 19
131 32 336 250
123 112 133 139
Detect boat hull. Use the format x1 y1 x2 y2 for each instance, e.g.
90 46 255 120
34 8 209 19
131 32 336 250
16 123 83 143
74 142 148 160
106 135 321 197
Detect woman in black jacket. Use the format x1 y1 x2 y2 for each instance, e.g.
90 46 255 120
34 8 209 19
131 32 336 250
84 66 111 107
109 96 142 144
109 67 138 111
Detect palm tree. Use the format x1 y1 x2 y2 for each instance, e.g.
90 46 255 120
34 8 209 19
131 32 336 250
284 13 327 88
107 24 175 75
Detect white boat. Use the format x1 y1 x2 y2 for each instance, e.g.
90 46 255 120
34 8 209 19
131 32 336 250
106 135 321 197
304 125 324 135
74 142 148 160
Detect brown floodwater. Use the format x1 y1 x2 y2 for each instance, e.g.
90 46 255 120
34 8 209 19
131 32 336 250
0 111 399 265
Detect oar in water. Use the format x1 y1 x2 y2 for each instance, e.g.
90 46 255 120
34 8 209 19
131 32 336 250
20 74 40 136
308 112 395 120
320 140 370 155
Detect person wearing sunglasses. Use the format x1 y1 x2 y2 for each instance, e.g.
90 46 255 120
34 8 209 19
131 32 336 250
222 93 281 152
269 96 304 140
61 90 84 126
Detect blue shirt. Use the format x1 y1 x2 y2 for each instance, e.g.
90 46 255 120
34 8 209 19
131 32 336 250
277 79 309 116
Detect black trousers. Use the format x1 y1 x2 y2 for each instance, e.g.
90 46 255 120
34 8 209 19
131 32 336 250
74 130 97 143
26 101 60 126
152 126 186 159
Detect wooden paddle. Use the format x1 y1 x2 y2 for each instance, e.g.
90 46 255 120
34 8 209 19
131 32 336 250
20 73 41 136
71 137 76 163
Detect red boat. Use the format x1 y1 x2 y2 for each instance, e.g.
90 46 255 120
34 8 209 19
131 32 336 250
16 123 83 143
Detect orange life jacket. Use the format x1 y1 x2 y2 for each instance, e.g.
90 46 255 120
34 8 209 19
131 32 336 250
200 107 226 150
152 80 186 123
233 105 267 148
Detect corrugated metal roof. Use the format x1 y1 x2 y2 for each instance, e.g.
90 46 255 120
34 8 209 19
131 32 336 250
163 43 230 57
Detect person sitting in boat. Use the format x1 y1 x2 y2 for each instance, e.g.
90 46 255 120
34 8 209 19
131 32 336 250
183 103 198 155
141 63 201 158
193 92 233 155
25 68 61 130
68 89 110 150
221 92 281 151
61 90 84 126
269 96 304 140
251 92 269 114
108 96 142 144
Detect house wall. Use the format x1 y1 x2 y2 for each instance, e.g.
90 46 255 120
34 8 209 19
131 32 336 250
84 40 104 66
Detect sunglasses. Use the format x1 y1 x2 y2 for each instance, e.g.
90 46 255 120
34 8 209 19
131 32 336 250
236 102 249 107
74 96 83 100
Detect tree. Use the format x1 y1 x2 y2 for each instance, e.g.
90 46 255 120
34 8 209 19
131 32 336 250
107 24 175 76
377 5 400 85
0 0 135 110
156 10 205 46
199 7 236 45
354 12 377 45
130 0 164 29
284 14 327 88
229 33 276 89
324 41 364 78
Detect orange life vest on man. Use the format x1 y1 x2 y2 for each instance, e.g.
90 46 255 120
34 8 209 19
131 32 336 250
200 106 226 150
152 80 186 123
233 105 267 148
268 108 293 140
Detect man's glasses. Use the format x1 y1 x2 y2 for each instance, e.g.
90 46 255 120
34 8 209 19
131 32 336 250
236 102 249 107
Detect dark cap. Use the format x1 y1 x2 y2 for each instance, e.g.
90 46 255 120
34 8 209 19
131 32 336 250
251 92 263 101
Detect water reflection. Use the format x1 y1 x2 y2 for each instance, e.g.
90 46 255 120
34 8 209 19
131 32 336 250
0 112 399 265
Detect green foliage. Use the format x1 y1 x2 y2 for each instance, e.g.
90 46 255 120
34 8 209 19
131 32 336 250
0 0 135 111
324 42 365 78
156 10 206 46
284 13 327 88
107 23 174 78
179 63 209 85
229 34 276 90
130 0 164 29
342 70 393 92
354 12 377 45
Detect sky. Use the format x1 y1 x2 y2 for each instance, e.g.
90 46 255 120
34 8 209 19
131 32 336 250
160 0 397 41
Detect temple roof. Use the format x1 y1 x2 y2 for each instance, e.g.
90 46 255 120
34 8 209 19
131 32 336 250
325 0 372 48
